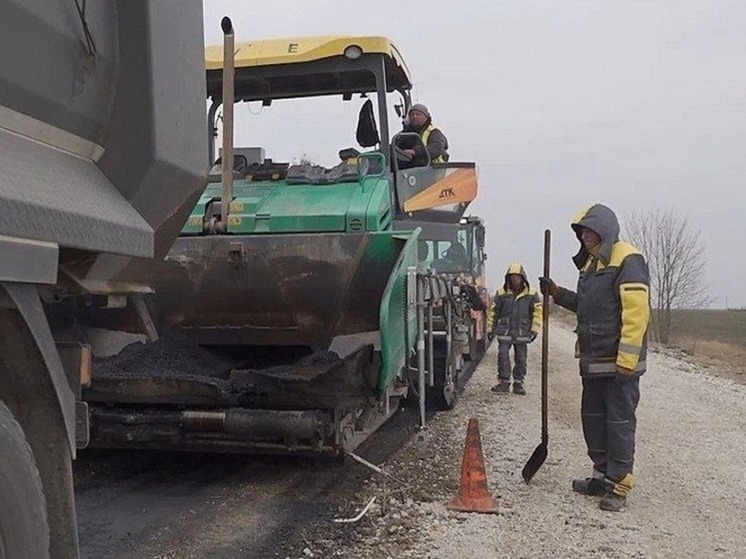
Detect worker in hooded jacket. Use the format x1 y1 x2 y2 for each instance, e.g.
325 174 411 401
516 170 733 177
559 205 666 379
489 263 542 395
540 203 650 512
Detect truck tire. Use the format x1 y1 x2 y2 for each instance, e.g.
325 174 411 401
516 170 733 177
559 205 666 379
0 400 50 559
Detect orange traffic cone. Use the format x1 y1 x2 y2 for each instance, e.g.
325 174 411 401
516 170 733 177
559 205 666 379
446 417 498 514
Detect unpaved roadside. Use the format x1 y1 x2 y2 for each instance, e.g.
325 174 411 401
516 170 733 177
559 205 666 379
300 321 746 559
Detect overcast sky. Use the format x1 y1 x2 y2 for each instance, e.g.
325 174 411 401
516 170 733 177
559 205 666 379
203 0 746 308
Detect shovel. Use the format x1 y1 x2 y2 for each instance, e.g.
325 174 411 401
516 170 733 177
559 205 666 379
522 229 551 483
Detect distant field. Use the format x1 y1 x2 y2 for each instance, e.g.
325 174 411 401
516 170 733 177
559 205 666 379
669 309 746 350
665 309 746 382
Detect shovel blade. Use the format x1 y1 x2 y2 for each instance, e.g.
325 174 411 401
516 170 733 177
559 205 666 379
521 442 548 483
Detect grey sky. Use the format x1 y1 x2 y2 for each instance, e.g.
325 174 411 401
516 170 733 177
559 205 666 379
204 0 746 308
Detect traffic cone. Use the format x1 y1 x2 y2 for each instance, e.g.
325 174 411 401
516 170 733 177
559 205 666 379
446 417 498 514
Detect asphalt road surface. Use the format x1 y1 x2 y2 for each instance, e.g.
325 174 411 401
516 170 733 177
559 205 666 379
74 351 483 558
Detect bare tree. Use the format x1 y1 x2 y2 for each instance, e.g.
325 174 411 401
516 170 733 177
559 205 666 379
624 209 710 344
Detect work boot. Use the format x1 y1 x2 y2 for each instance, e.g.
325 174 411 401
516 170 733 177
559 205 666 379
513 383 526 395
571 470 606 496
491 382 510 393
599 492 626 511
599 473 635 512
572 477 606 496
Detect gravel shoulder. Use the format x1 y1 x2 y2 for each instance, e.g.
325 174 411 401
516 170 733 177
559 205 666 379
304 320 746 559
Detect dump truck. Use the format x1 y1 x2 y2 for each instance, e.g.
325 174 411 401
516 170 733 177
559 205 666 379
0 2 207 556
78 30 489 455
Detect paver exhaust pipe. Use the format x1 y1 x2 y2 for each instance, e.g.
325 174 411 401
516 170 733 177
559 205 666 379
219 16 235 232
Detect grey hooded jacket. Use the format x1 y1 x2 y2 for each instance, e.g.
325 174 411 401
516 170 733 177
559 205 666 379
491 263 542 343
554 204 651 377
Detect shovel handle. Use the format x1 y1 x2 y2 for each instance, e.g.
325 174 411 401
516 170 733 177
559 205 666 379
541 230 550 444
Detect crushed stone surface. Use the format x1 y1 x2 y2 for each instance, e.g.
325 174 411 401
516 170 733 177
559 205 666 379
289 321 746 559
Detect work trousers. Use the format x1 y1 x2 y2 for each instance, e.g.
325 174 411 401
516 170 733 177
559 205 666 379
497 341 527 383
581 374 640 482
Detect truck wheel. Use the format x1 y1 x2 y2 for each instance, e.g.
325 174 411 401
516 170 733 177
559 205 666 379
0 401 50 559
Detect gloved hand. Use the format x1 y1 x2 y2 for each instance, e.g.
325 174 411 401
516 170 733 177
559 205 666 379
487 331 495 342
539 276 559 297
530 331 538 342
616 365 635 376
